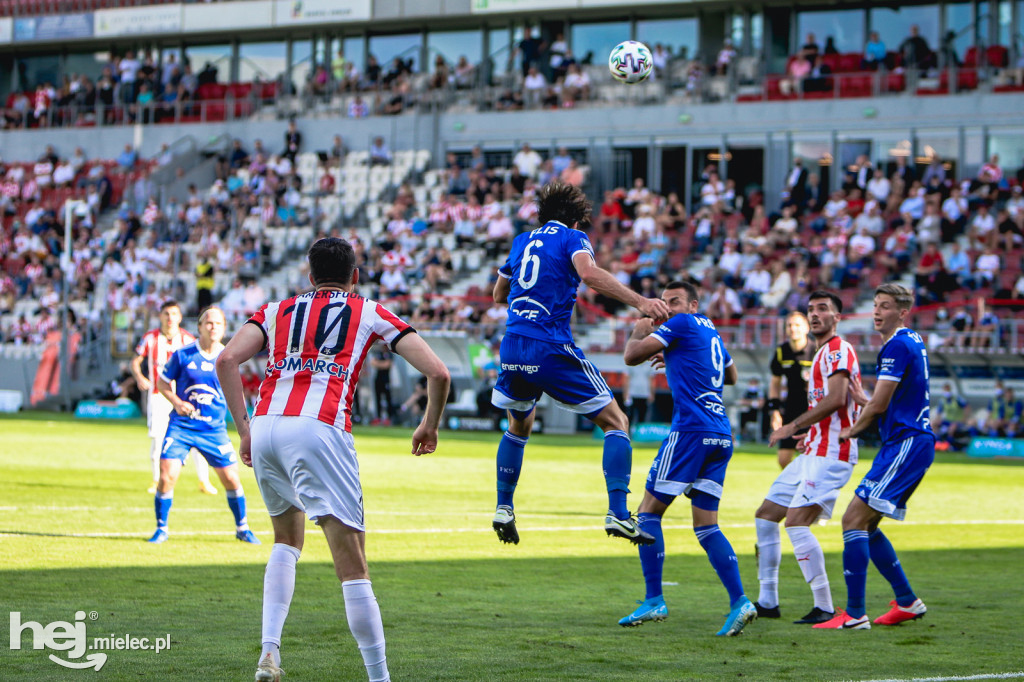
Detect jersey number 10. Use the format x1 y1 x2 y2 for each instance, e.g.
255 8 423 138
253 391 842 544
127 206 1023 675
284 301 352 355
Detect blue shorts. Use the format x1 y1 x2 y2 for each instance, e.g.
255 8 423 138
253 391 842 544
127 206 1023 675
161 423 237 469
491 334 613 418
854 433 935 521
646 431 734 501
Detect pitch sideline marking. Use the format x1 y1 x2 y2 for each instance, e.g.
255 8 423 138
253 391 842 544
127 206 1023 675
851 672 1024 682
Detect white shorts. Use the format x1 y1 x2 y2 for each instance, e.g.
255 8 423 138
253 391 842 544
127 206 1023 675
147 392 172 439
765 454 854 520
250 414 364 531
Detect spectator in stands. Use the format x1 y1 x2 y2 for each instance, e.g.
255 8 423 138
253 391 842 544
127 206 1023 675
523 66 548 108
799 33 820 62
515 28 546 78
899 25 933 72
701 171 725 208
863 31 888 70
561 64 591 106
779 54 811 96
783 157 808 208
707 280 743 320
823 36 839 55
512 143 542 180
969 203 996 249
282 119 301 163
119 50 141 104
651 44 670 80
560 159 585 186
803 55 832 92
914 242 947 301
370 137 392 166
934 382 969 450
117 144 138 173
453 56 476 89
716 38 737 75
430 55 451 90
974 246 1000 287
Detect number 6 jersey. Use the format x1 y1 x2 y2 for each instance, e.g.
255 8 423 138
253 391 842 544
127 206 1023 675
497 220 596 344
246 290 414 431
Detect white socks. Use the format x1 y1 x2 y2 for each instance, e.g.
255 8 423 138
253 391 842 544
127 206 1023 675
755 517 782 608
261 543 301 666
343 579 389 682
194 452 212 485
150 438 161 482
786 525 834 613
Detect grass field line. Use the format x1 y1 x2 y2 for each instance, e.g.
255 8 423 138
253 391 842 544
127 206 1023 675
3 518 1024 539
852 672 1024 682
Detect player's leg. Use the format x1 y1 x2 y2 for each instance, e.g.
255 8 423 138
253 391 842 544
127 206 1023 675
149 440 183 543
147 394 171 493
619 490 672 626
590 401 634 523
784 504 834 622
194 448 217 495
692 499 756 636
492 407 535 545
212 462 260 543
776 447 795 469
752 499 787 617
258 507 305 680
320 517 389 682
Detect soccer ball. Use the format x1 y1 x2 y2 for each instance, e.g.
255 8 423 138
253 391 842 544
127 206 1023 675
609 40 653 84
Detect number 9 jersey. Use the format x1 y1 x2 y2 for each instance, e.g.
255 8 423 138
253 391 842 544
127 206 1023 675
497 221 596 344
246 290 414 432
649 313 734 436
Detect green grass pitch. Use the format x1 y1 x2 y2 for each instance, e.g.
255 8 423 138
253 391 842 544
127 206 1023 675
1 412 1023 681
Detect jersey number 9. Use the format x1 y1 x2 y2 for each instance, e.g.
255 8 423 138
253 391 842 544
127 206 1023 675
710 336 725 388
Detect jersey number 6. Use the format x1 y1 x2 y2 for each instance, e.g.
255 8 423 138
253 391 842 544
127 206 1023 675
518 239 543 290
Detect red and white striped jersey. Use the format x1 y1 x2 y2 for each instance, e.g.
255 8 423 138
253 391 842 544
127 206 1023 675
802 335 861 463
247 290 413 431
136 328 196 394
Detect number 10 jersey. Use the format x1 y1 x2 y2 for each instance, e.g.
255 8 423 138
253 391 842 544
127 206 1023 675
247 290 414 432
497 220 596 344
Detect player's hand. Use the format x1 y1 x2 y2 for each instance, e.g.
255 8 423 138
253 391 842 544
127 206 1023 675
769 422 797 447
637 297 671 322
770 411 783 431
138 377 151 392
173 401 195 417
839 427 853 442
648 353 665 371
632 317 657 337
239 433 253 467
848 380 870 407
411 422 438 456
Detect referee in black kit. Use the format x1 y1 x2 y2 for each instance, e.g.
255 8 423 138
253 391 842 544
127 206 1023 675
767 312 814 468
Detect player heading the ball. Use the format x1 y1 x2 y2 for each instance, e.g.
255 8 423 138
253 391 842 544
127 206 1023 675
490 180 671 546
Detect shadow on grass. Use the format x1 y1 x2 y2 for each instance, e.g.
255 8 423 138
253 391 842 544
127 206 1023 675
2 546 1022 681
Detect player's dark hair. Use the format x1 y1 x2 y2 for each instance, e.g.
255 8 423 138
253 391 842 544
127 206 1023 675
159 299 180 312
808 290 843 313
665 280 699 305
308 237 356 287
536 180 592 228
875 283 914 311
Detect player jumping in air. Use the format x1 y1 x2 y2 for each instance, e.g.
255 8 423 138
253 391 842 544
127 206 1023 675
132 299 217 495
489 181 671 546
756 291 861 624
147 306 258 545
619 281 756 636
815 283 933 630
218 238 450 682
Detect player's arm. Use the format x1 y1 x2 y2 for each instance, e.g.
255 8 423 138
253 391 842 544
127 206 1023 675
842 378 898 440
393 332 451 456
130 352 150 391
770 371 849 446
724 362 738 385
573 251 670 320
216 322 265 466
623 318 666 366
492 273 510 304
157 375 193 417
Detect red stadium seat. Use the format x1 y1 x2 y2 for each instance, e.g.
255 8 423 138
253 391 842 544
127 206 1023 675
840 74 873 98
987 45 1009 68
227 82 253 99
837 53 862 73
964 46 979 68
885 73 905 93
821 54 841 73
196 83 227 100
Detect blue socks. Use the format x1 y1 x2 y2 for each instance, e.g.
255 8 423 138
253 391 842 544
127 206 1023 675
155 492 173 530
695 524 745 606
226 487 249 530
603 430 632 520
869 529 917 606
637 513 665 600
843 530 870 618
496 431 528 509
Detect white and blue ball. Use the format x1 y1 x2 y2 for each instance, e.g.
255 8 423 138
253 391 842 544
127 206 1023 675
609 40 654 84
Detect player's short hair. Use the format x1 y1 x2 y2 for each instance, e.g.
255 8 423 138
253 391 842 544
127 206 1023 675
308 237 356 286
198 306 225 325
874 283 914 311
786 311 808 324
159 299 180 313
808 290 843 313
536 180 591 228
665 280 699 305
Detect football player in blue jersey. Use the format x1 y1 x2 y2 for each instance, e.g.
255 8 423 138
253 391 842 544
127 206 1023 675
147 306 260 545
815 284 934 630
490 181 671 546
618 281 757 636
